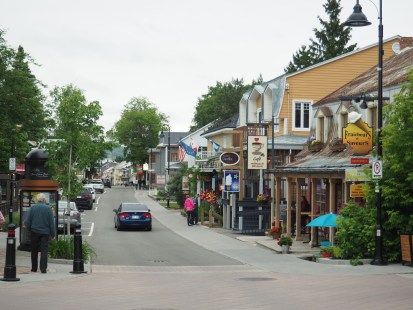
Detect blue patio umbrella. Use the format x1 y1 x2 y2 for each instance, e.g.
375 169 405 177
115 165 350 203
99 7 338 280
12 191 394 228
306 213 338 227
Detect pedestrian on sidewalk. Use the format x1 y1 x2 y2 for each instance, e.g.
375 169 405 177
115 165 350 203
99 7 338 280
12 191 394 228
24 193 56 274
184 195 195 226
0 209 4 231
192 195 199 225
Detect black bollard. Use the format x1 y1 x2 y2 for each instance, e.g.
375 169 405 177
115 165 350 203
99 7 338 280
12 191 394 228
71 223 87 274
1 224 20 281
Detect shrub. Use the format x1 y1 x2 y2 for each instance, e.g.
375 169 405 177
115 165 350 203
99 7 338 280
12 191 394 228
49 236 95 264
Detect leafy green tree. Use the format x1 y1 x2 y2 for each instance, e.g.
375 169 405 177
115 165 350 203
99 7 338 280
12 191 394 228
284 0 356 73
380 71 413 261
111 97 167 165
191 76 262 131
0 30 47 170
45 84 110 198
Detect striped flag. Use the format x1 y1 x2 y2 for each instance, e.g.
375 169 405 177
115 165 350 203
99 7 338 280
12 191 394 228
178 146 186 163
178 141 197 157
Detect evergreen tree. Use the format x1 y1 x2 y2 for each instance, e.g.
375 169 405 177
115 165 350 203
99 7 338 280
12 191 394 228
284 0 356 73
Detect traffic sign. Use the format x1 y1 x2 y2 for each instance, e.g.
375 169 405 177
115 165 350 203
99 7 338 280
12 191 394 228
9 158 16 171
372 160 382 179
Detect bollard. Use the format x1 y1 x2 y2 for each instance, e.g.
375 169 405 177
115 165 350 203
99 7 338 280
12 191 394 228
71 223 87 274
1 224 20 281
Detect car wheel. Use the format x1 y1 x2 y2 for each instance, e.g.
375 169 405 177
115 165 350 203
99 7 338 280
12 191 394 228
117 223 122 231
147 225 152 231
89 204 93 210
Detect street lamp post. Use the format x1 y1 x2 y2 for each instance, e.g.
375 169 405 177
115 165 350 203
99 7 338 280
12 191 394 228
159 129 171 208
344 0 386 265
9 129 17 224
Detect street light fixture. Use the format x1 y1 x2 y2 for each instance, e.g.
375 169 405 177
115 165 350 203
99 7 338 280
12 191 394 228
159 128 171 208
344 0 386 265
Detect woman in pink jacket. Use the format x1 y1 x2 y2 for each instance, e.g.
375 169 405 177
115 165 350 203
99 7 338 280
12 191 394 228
184 196 195 226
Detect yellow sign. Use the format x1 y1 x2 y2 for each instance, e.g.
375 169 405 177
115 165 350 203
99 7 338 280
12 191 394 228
342 121 373 155
350 184 365 198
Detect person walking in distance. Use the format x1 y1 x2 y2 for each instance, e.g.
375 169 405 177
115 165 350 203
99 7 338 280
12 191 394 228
24 193 56 274
192 195 199 225
184 195 195 226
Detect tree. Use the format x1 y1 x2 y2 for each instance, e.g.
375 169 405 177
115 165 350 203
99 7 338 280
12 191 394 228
380 71 413 261
45 84 110 198
284 0 356 73
191 76 262 131
111 97 167 165
0 30 47 170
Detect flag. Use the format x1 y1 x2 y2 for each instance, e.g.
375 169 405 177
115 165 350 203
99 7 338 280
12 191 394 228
190 139 198 155
178 146 186 163
210 139 221 152
179 141 197 157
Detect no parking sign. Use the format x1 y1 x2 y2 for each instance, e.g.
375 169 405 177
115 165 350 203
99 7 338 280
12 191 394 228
372 160 382 179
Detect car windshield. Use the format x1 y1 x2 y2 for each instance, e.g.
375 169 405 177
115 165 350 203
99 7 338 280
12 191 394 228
91 180 102 184
121 203 148 212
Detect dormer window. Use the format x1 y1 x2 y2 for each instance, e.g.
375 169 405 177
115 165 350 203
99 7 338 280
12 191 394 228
293 101 310 131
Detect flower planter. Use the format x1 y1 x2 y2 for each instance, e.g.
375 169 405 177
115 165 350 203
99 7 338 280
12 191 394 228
329 144 347 152
281 245 290 254
321 252 332 258
309 144 323 152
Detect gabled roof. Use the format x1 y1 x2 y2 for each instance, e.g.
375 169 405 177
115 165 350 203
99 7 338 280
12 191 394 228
201 114 239 136
315 46 413 106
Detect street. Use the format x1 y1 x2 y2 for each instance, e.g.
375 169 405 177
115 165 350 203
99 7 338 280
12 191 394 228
84 187 240 267
1 187 413 309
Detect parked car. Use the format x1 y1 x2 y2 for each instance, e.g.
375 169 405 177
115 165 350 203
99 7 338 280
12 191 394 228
90 179 105 193
102 178 111 188
58 201 83 233
83 184 96 202
75 187 94 210
113 202 152 231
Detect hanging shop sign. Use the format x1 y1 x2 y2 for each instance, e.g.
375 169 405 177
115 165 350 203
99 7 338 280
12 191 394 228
342 113 373 155
220 152 240 165
350 184 366 198
247 136 267 169
224 170 240 192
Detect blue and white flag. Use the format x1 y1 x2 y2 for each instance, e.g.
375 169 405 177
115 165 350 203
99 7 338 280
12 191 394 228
209 139 221 152
179 141 197 157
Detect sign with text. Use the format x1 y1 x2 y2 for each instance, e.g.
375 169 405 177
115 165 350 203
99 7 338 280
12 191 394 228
350 157 369 165
247 136 267 169
342 118 373 155
345 168 370 182
372 160 383 179
350 184 365 198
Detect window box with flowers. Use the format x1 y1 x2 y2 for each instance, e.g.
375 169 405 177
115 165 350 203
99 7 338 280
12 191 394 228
308 139 324 152
329 137 347 152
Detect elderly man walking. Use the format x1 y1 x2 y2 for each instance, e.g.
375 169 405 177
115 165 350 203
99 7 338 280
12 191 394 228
24 193 56 274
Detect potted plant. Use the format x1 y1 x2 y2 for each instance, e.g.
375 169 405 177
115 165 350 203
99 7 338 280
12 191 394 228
267 226 281 240
278 235 293 254
320 245 334 258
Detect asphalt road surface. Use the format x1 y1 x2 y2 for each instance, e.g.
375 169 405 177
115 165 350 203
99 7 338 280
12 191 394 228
82 186 240 267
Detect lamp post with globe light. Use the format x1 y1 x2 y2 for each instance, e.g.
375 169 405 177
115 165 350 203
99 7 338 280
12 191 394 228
343 0 386 265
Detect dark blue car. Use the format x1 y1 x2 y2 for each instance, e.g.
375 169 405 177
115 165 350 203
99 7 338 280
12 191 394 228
113 202 152 231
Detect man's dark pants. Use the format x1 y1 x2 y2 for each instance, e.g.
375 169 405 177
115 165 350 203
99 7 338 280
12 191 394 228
30 231 49 272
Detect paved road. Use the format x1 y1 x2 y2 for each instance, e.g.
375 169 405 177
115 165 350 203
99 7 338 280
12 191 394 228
1 188 413 309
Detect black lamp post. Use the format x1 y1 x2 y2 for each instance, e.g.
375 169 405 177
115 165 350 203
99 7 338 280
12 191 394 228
344 0 386 265
159 129 171 208
9 129 17 224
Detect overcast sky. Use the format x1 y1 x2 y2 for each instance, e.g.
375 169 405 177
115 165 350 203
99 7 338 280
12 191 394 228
1 0 412 132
